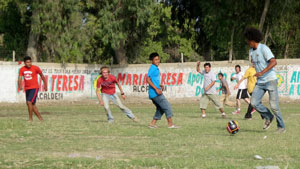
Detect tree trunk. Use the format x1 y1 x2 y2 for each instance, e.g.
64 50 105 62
114 40 127 65
26 30 39 62
264 25 270 44
259 0 270 31
284 33 291 59
229 26 235 63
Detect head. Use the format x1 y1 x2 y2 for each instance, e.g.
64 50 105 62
149 52 160 66
100 66 110 79
244 27 263 48
235 65 241 73
218 73 224 80
23 56 32 68
203 63 211 73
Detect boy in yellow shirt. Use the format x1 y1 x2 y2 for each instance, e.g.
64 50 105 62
234 62 257 119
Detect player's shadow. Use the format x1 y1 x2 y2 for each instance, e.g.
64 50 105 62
88 120 108 123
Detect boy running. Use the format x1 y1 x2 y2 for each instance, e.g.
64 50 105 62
197 61 226 118
244 27 285 132
96 66 137 123
231 65 251 114
147 52 178 128
217 73 235 108
234 62 257 119
18 56 47 122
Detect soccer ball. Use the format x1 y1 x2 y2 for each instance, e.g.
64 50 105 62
227 120 240 134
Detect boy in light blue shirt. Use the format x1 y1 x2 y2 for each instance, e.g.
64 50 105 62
244 27 285 133
147 52 178 129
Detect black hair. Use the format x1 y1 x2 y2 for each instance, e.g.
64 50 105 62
149 52 159 60
204 63 211 68
24 56 32 62
244 27 263 43
218 73 223 77
235 65 241 70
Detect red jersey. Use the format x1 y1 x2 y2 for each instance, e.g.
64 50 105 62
97 74 117 95
19 65 42 90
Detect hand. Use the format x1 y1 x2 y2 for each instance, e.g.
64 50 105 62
19 86 23 91
121 94 126 100
197 61 201 66
99 101 104 106
255 72 263 77
205 87 209 91
44 85 48 91
160 85 164 91
228 92 231 96
234 85 238 90
156 89 162 95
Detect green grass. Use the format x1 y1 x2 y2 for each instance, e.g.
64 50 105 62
0 101 299 169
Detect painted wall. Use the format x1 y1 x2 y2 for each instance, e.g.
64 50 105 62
0 60 299 103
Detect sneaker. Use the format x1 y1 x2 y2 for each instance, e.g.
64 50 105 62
276 128 286 133
202 114 206 118
251 108 256 114
263 116 274 130
108 120 114 123
221 112 226 118
168 125 180 129
245 117 252 120
232 110 240 115
132 117 139 122
148 125 158 129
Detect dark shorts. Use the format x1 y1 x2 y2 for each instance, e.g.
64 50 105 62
236 89 249 99
26 88 39 104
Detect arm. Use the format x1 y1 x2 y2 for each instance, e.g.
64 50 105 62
255 58 277 77
116 81 126 100
18 76 23 91
196 61 201 73
225 83 231 95
96 87 103 106
146 77 162 95
39 73 48 91
234 77 246 90
205 81 216 91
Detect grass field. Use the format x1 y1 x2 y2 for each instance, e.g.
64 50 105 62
0 101 299 169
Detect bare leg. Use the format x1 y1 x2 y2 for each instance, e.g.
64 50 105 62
167 117 173 127
219 108 224 113
149 119 157 126
32 104 43 121
26 101 34 122
244 98 251 104
201 109 206 116
236 99 241 110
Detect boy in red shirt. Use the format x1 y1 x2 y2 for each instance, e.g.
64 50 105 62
18 56 48 121
96 66 137 123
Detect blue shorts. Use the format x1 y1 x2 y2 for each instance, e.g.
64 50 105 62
25 88 39 104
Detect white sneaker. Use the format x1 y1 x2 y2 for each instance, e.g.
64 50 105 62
221 112 226 118
168 125 180 129
202 114 206 118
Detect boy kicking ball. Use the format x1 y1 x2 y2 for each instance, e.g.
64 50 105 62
18 56 47 122
96 66 137 123
147 52 178 129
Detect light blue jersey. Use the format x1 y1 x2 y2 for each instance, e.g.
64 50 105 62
250 43 277 84
147 64 161 99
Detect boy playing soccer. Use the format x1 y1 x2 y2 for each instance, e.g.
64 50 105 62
147 52 178 128
96 66 137 123
244 27 285 132
196 61 226 118
217 73 235 108
18 56 47 122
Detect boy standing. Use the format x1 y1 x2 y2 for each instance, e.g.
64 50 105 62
231 65 251 114
217 73 235 108
18 56 47 122
96 66 137 123
196 61 226 118
147 53 178 128
244 27 285 132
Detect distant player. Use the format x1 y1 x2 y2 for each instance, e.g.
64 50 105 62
197 61 226 118
18 56 47 122
147 52 178 128
96 66 137 123
244 27 285 132
231 65 251 115
217 73 235 108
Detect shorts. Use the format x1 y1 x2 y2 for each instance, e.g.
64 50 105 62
25 88 39 104
200 94 222 109
236 89 249 99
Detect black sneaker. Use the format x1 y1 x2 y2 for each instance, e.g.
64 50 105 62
263 116 274 130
